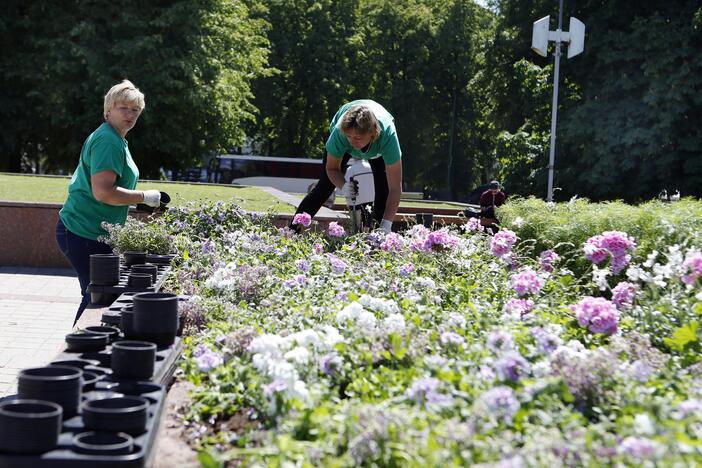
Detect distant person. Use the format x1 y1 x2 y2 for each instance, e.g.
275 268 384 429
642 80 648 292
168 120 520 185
291 99 402 233
56 79 162 325
480 180 506 220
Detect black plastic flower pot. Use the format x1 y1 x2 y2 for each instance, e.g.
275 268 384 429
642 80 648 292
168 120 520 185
416 212 434 228
132 292 179 347
127 272 152 288
120 308 138 339
65 332 108 352
89 254 120 286
0 399 63 454
101 382 162 397
80 370 103 391
72 431 134 456
49 358 100 370
84 325 120 343
146 253 176 265
130 264 158 283
80 352 112 368
18 366 83 417
122 251 146 267
83 365 113 378
81 396 149 435
111 340 157 380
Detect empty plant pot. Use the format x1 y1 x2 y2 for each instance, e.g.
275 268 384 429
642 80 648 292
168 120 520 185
80 352 112 368
65 332 109 352
49 358 100 371
120 308 138 339
146 253 176 265
81 370 103 391
0 399 62 454
101 382 162 397
83 365 113 377
89 254 120 286
122 251 146 267
18 366 83 416
72 431 134 456
127 272 152 288
111 341 157 380
130 264 158 283
132 292 179 347
84 325 120 343
82 396 149 435
416 212 434 228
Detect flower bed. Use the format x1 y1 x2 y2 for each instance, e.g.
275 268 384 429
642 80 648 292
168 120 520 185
110 200 702 465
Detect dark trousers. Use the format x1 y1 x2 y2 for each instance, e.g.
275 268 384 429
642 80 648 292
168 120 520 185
55 218 113 325
294 153 389 225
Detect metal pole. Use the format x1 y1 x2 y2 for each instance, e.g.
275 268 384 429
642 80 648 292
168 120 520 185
546 0 563 203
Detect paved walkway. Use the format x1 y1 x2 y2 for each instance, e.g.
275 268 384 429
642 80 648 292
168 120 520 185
0 266 80 397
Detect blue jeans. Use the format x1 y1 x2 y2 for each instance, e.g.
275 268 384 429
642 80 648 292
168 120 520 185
55 218 113 324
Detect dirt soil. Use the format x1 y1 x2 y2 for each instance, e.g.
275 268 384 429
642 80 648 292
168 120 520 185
152 378 200 468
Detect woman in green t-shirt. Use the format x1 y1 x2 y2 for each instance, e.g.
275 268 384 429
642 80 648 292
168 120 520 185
292 100 403 233
56 80 162 324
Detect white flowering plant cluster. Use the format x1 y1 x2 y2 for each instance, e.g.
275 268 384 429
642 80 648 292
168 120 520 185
140 200 702 466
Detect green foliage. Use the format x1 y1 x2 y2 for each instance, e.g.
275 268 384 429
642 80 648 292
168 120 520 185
0 0 270 176
100 217 174 254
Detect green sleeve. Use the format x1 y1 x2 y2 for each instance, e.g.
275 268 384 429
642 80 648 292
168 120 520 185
88 135 125 177
325 126 348 158
380 128 402 165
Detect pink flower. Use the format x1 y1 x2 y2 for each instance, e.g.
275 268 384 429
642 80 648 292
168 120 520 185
327 221 345 237
583 231 636 274
503 298 535 317
490 229 518 258
381 233 405 252
539 249 560 273
611 281 637 309
510 268 544 296
463 217 483 232
313 243 323 254
422 229 459 251
292 212 312 227
682 251 702 286
571 296 620 335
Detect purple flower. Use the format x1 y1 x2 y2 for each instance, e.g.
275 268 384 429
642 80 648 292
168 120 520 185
193 344 208 358
531 327 562 354
502 298 535 318
481 386 520 424
539 249 560 273
494 351 530 382
490 230 518 258
682 251 702 285
195 348 224 372
406 377 453 407
319 353 343 376
678 399 702 417
292 212 312 227
572 296 620 335
487 329 514 353
295 259 310 272
619 436 656 460
328 221 345 237
263 379 288 397
440 331 466 347
325 253 347 275
313 243 323 254
463 217 483 232
510 268 544 296
398 263 415 277
611 281 637 309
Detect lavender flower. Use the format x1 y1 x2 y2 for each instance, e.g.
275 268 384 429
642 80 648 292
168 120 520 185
490 229 518 258
195 348 224 372
422 229 459 251
618 436 656 460
481 386 520 424
406 377 453 407
398 263 415 277
319 353 343 376
583 231 636 274
295 259 310 272
494 351 530 382
487 329 515 353
681 250 702 285
380 233 405 252
325 253 348 274
440 331 466 348
539 249 560 273
510 268 544 296
502 298 535 318
531 327 562 354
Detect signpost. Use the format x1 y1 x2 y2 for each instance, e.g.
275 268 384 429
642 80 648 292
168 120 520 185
531 1 585 202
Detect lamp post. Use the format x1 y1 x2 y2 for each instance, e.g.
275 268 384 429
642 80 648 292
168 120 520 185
531 1 585 202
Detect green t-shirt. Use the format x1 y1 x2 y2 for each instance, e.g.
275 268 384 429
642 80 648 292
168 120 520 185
59 122 139 240
325 99 402 165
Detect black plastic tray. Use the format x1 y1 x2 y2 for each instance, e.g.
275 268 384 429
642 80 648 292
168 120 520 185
0 384 166 468
87 264 170 296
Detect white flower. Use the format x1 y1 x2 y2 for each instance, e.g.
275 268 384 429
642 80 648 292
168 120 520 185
321 325 344 349
357 311 378 334
512 216 525 228
445 313 467 329
359 295 400 316
383 313 406 335
337 302 364 323
634 413 655 436
284 346 310 366
284 329 321 350
592 265 610 291
248 334 285 357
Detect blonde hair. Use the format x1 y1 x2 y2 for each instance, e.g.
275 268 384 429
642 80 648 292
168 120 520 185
103 79 145 119
340 105 380 139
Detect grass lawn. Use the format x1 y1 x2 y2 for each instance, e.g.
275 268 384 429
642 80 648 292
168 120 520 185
0 173 295 213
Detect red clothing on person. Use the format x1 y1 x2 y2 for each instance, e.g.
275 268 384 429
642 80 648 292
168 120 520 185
479 190 506 209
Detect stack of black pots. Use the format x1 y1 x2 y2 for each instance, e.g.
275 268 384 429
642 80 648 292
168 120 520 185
132 292 180 347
